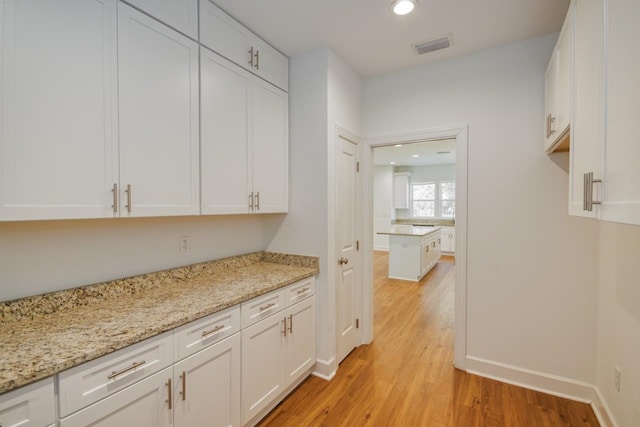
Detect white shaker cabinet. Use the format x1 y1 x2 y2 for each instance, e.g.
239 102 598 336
118 3 200 217
59 368 173 427
0 0 118 221
602 0 640 225
201 48 288 215
199 0 288 91
544 4 573 153
393 172 410 209
569 0 604 218
439 226 456 253
282 296 316 390
0 378 55 427
173 334 241 427
124 0 198 39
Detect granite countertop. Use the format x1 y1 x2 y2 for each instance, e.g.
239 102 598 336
377 225 440 237
393 219 454 227
0 251 318 395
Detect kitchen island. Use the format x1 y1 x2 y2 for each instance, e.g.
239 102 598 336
377 226 441 281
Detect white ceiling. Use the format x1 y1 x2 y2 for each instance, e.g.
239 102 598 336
212 0 569 77
373 139 455 166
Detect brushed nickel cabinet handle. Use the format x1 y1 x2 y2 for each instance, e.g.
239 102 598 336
202 325 225 337
549 114 556 136
584 172 602 212
107 360 146 380
282 317 287 337
296 287 310 295
288 314 293 334
256 191 260 210
125 184 132 213
248 46 254 67
255 50 259 69
249 192 254 211
112 183 118 213
166 379 172 410
260 302 276 312
180 371 186 401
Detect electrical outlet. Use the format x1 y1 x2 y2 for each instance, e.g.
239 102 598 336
614 367 621 392
179 236 190 253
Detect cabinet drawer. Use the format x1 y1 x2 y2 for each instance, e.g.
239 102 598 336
0 378 55 427
58 332 173 417
283 277 316 308
173 306 240 361
241 289 285 328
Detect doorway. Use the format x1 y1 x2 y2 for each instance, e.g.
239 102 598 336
363 126 468 369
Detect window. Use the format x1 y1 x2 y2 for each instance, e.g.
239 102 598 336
411 181 455 218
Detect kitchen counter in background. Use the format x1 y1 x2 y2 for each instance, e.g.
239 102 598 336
0 252 318 395
377 226 441 281
377 225 440 237
393 218 454 227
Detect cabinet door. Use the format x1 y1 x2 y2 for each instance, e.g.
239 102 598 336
282 296 316 390
602 0 640 225
251 38 289 91
199 0 252 69
118 3 199 217
200 47 250 214
555 11 573 138
59 368 172 427
125 0 198 39
0 378 54 427
0 0 118 221
569 0 604 218
241 313 284 424
544 52 559 150
174 334 241 427
393 173 410 209
251 80 289 213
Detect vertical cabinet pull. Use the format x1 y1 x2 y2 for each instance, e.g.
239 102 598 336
111 183 118 213
249 192 254 211
180 371 186 401
583 172 602 212
256 192 260 210
248 46 254 67
254 50 259 69
546 114 556 138
166 379 172 410
288 314 293 334
125 184 132 213
282 318 287 337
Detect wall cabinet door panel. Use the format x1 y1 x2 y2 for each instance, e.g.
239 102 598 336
0 0 118 221
118 4 199 217
124 0 198 39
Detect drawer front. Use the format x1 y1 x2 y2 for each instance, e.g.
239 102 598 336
0 378 55 427
58 332 173 417
283 277 316 308
240 289 285 328
173 306 240 361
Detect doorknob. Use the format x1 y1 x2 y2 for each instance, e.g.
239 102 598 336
338 257 349 265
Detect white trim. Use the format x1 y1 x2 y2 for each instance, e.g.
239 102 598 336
312 357 337 381
365 124 468 369
373 246 389 252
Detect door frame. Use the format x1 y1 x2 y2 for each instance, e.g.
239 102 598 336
363 125 468 369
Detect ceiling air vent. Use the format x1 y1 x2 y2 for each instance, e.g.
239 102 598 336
413 34 452 55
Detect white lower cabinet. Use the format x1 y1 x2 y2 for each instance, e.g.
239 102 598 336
0 378 55 427
439 226 456 253
173 334 241 427
242 295 316 425
59 368 173 427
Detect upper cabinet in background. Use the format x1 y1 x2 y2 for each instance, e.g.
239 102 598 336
544 4 573 153
199 0 289 91
124 0 198 39
565 0 640 226
0 0 119 221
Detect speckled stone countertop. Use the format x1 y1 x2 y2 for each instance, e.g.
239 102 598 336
0 251 318 395
393 218 455 226
377 225 440 237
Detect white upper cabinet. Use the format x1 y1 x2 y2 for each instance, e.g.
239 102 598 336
0 0 118 221
123 0 198 39
602 0 640 225
544 4 573 152
118 3 200 217
201 48 288 215
393 172 410 209
199 0 288 91
569 0 604 218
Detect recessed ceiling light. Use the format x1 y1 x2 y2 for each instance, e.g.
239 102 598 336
392 0 416 16
394 144 403 147
390 161 396 165
412 154 420 158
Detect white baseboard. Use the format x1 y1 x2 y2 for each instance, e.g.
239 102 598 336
312 357 336 381
590 387 619 427
373 245 389 252
466 356 591 402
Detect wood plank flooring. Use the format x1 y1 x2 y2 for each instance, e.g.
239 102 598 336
258 252 599 426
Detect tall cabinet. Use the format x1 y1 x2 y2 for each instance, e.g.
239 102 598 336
0 0 118 221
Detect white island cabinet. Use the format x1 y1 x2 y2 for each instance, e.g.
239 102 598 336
378 226 441 281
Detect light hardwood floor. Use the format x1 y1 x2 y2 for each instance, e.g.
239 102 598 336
259 251 599 426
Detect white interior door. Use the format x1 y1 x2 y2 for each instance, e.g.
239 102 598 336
335 132 361 364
